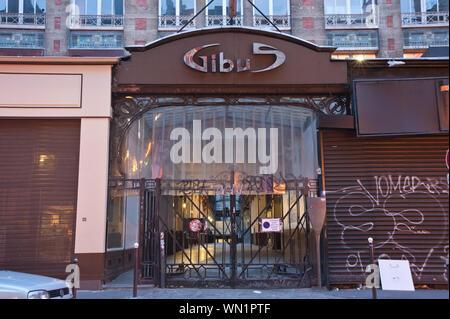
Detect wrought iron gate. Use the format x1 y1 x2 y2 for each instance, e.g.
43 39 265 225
138 177 317 288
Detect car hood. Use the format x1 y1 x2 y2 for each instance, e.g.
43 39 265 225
0 271 68 293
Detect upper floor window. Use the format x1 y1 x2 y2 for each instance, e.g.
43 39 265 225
252 0 290 29
0 0 46 26
401 0 449 26
324 0 378 28
206 0 243 26
70 0 124 28
159 0 196 29
324 0 377 14
73 0 123 15
401 0 448 13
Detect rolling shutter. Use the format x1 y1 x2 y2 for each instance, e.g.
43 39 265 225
0 120 80 279
322 129 449 285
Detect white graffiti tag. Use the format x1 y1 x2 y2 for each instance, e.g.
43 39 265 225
329 175 449 282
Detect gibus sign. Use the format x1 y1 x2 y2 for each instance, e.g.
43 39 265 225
183 42 286 73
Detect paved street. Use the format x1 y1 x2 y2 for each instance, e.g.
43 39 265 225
77 287 449 299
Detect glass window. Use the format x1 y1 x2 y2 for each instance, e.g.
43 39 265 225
107 194 124 249
121 104 319 191
24 0 34 13
123 192 139 249
350 0 363 14
226 0 242 15
101 0 112 15
7 0 19 13
0 0 6 13
75 0 85 14
273 0 288 15
208 0 222 15
426 0 438 11
74 0 123 15
207 0 242 16
180 0 194 16
325 0 378 14
36 0 45 12
401 0 448 12
161 0 176 15
161 0 194 16
254 0 270 15
114 0 122 14
86 0 97 15
253 0 289 16
335 0 346 14
439 0 448 10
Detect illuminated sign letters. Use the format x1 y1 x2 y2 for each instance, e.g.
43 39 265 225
183 43 286 73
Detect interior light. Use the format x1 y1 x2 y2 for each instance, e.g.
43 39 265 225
440 85 449 92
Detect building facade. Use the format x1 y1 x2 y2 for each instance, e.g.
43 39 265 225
0 5 448 292
0 0 448 59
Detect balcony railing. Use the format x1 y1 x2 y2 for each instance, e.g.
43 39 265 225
403 39 449 48
206 15 243 26
69 15 124 29
0 13 45 27
253 15 290 30
159 15 195 30
402 11 449 26
325 13 378 29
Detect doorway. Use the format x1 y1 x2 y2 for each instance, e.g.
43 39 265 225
140 179 314 288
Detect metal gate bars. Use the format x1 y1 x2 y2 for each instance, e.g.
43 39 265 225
137 178 316 288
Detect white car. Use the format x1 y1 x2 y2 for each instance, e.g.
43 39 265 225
0 271 73 299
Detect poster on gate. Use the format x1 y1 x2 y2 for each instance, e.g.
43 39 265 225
260 218 283 233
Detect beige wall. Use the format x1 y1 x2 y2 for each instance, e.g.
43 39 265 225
0 58 117 256
75 118 110 254
0 63 113 118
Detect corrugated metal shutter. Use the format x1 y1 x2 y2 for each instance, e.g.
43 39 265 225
0 120 80 279
322 129 449 285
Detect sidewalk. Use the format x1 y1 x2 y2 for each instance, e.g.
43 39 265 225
76 287 449 299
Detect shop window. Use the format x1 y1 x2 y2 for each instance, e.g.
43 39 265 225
324 0 378 28
107 194 124 250
252 0 291 30
159 0 196 29
206 0 243 26
69 0 124 28
401 0 449 26
107 189 140 251
0 0 46 26
120 104 319 183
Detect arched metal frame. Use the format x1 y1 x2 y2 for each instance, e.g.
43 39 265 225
110 94 350 181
